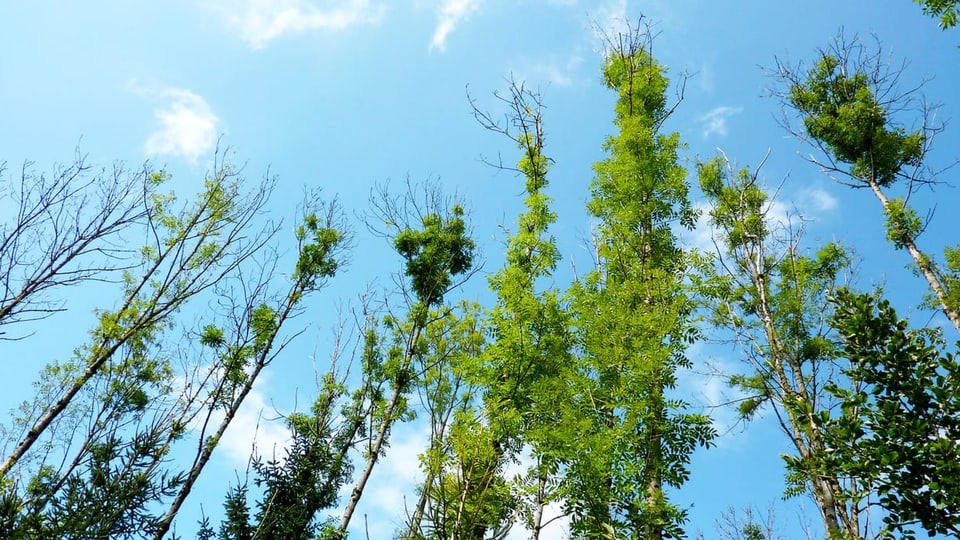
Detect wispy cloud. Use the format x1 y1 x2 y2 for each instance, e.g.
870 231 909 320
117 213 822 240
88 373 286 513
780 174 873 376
215 0 385 49
518 54 584 87
803 187 839 213
431 0 483 52
684 184 839 254
591 0 628 48
133 83 220 163
219 382 293 465
698 106 743 138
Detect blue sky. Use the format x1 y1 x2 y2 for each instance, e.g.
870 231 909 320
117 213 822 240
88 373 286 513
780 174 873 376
2 1 959 538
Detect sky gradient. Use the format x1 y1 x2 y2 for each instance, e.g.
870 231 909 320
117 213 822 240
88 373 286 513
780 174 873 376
2 1 959 538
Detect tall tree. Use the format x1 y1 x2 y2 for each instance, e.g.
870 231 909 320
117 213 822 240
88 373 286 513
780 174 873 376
334 181 477 539
695 153 866 539
565 22 713 539
776 34 960 334
410 79 574 540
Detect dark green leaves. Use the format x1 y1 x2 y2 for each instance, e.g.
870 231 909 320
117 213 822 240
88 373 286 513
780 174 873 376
825 289 960 537
788 54 924 186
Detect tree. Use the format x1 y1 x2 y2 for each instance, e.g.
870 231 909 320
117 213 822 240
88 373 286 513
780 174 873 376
417 78 574 540
776 34 960 334
695 153 868 539
563 21 714 539
823 288 960 538
0 151 155 339
0 151 349 538
333 180 477 539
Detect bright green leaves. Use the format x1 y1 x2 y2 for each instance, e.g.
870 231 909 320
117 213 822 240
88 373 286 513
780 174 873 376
394 205 475 307
199 324 225 348
915 0 960 29
780 37 960 335
567 28 713 539
602 43 668 121
250 303 278 354
883 196 924 249
788 54 924 186
825 289 960 537
942 246 960 313
294 213 343 291
698 158 767 252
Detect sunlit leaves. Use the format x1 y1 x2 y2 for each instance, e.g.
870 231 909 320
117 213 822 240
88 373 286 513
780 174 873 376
294 213 343 291
883 197 924 249
915 0 960 29
567 28 714 539
394 205 475 307
788 54 925 187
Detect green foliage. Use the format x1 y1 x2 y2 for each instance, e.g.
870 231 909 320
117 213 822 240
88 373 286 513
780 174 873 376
200 324 226 348
294 213 343 291
915 0 960 28
394 206 475 307
564 31 714 539
220 484 254 540
942 245 960 312
249 304 278 354
696 153 867 537
788 54 924 186
698 159 767 251
883 197 924 249
210 382 355 540
824 289 960 537
0 431 183 538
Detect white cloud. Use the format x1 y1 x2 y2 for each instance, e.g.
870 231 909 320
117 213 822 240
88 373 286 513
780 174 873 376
220 383 293 465
184 372 292 467
803 187 838 213
683 184 839 254
431 0 483 52
519 54 584 87
134 84 219 164
215 0 385 49
698 105 743 139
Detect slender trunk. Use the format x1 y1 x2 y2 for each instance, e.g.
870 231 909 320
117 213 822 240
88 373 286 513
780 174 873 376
153 283 303 540
336 322 423 539
531 467 546 540
866 179 960 334
751 244 853 539
643 397 664 540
